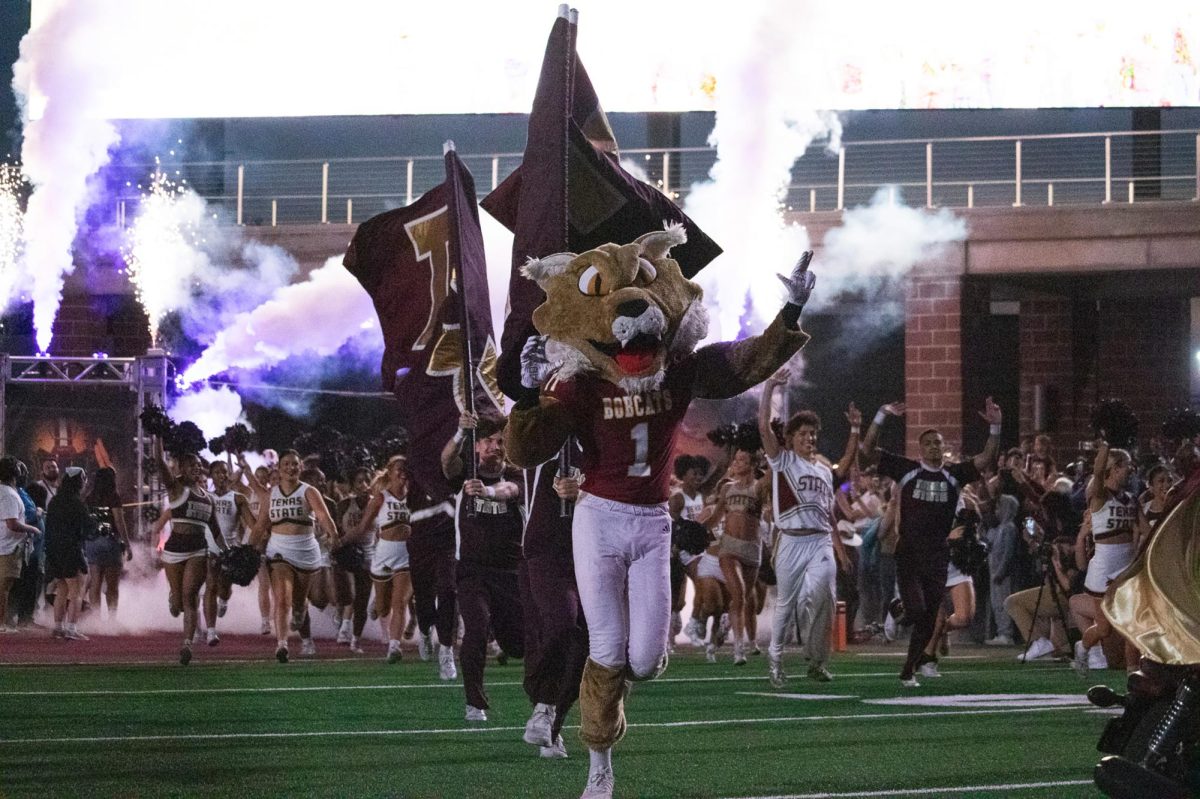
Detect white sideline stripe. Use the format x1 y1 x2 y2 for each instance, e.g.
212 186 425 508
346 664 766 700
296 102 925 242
0 704 1082 745
0 667 1060 698
724 779 1093 799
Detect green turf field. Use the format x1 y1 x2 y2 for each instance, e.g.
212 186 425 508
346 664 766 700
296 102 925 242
0 650 1125 798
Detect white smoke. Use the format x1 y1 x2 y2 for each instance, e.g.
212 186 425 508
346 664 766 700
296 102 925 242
680 0 843 342
11 0 124 352
182 256 381 384
168 384 250 443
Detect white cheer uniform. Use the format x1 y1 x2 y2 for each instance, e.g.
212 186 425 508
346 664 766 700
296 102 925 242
264 482 323 571
370 490 411 579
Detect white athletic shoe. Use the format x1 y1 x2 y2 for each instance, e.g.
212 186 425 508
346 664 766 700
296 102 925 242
917 660 941 678
348 635 364 654
300 638 317 657
768 657 786 689
580 766 615 799
64 627 89 641
684 618 705 648
732 641 747 667
1017 637 1056 662
1088 645 1109 671
260 618 272 636
387 640 403 664
206 628 220 647
337 619 352 645
1072 641 1090 677
883 613 897 643
705 643 717 664
438 644 458 681
900 676 921 688
539 735 568 759
465 705 488 722
984 635 1014 646
418 631 433 662
217 599 228 618
524 703 555 747
193 628 205 645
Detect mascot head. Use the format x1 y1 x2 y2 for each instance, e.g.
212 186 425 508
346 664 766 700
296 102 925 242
521 224 709 393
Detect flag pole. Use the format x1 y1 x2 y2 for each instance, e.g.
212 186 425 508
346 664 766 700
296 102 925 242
444 140 479 515
559 7 578 519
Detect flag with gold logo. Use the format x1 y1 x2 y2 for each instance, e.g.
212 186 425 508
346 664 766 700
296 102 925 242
344 148 502 500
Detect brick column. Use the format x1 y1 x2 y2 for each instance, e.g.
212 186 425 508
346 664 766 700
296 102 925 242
904 270 964 456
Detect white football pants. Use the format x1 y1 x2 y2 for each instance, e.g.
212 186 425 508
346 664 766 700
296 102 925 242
769 532 836 666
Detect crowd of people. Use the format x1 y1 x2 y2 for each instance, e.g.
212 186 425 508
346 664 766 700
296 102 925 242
2 390 1197 755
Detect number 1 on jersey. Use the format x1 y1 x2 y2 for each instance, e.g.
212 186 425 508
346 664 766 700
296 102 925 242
628 422 650 477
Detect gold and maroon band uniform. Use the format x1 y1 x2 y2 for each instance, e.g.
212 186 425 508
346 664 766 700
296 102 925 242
519 455 589 744
451 465 526 712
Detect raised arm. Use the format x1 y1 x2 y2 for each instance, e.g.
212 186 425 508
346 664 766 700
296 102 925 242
1087 438 1110 510
859 402 905 466
832 402 862 481
758 369 788 460
154 438 182 499
441 411 475 480
970 397 1003 474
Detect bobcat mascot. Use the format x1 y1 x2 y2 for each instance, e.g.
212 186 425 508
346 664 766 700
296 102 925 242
506 223 815 799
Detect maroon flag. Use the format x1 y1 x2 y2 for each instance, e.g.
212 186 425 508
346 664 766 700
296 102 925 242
344 148 502 500
481 8 721 400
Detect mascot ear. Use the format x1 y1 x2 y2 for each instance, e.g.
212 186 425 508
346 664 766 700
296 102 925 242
634 222 687 262
521 252 577 284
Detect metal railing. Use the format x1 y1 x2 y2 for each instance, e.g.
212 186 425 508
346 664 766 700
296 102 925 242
110 128 1200 227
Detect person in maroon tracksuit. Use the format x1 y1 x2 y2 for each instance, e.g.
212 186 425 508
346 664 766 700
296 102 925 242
519 446 589 759
406 485 458 680
441 411 526 722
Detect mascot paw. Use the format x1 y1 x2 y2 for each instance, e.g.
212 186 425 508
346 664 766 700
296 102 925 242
776 251 816 307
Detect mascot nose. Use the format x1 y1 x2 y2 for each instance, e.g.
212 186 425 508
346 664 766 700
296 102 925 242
616 299 649 318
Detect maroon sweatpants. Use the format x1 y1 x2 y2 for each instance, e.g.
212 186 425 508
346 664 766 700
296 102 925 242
456 559 525 710
519 555 589 733
409 535 457 646
897 551 949 681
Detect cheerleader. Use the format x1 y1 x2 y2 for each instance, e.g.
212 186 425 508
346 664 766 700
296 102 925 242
238 456 275 635
709 449 769 665
249 450 339 663
201 461 255 645
352 456 413 663
155 439 226 665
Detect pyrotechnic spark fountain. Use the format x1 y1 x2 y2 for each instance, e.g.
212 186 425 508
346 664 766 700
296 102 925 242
0 164 24 310
121 166 208 347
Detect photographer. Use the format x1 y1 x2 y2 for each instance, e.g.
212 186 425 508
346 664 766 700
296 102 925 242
1005 522 1080 661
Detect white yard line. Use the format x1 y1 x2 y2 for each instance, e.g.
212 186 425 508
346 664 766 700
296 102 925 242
0 704 1083 745
724 779 1094 798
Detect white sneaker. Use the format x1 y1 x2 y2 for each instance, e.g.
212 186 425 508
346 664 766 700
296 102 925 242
438 644 458 680
206 628 220 647
984 635 1014 646
387 641 402 664
1017 637 1056 662
685 617 705 647
539 734 568 759
336 619 352 645
705 643 717 663
1072 641 1090 677
1088 645 1109 671
64 627 89 641
732 641 747 667
580 766 614 799
768 657 786 688
217 599 228 618
418 631 433 661
348 635 364 654
524 703 555 747
260 619 271 636
917 660 941 678
300 638 317 657
883 613 897 642
900 676 921 688
465 705 488 722
487 640 502 658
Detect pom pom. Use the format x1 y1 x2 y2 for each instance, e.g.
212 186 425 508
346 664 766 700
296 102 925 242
369 426 410 464
332 542 366 573
1091 398 1139 450
140 403 173 438
732 421 762 452
706 423 737 448
164 421 207 459
218 545 261 587
1162 407 1200 442
207 436 226 456
223 423 254 454
671 518 710 556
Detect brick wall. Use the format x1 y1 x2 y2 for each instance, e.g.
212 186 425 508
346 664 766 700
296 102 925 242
904 270 964 455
